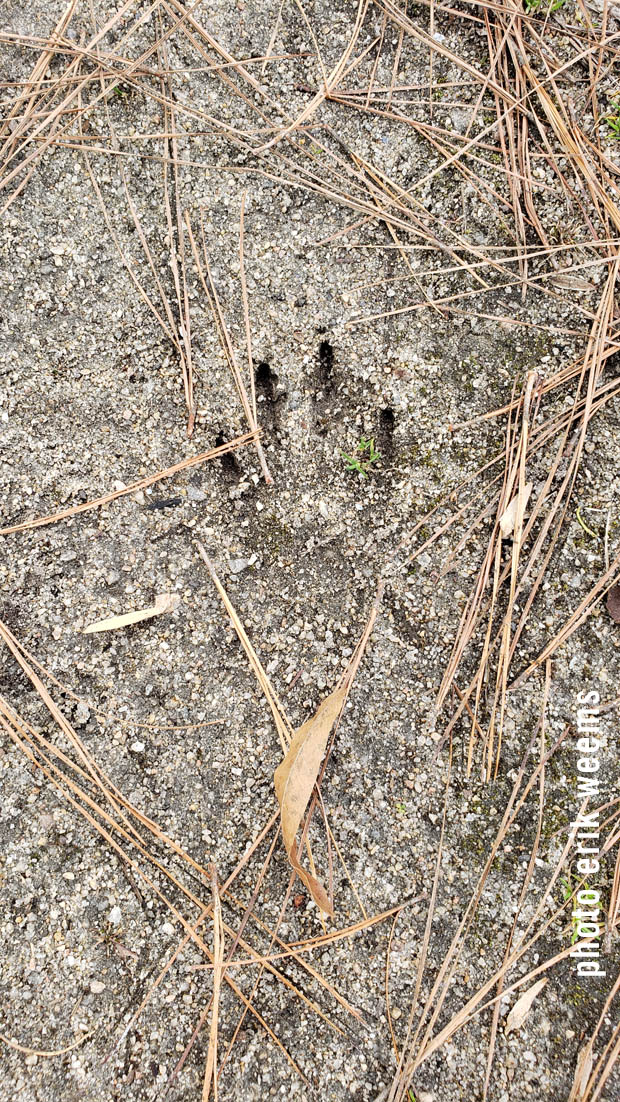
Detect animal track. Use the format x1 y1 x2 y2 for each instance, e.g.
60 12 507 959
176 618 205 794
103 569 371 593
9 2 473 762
378 406 396 455
255 361 283 430
215 430 240 480
314 337 338 433
318 339 334 387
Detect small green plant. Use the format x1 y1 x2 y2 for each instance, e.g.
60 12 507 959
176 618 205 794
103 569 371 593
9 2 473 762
605 101 620 139
95 919 124 956
395 800 407 815
524 0 566 11
341 436 381 478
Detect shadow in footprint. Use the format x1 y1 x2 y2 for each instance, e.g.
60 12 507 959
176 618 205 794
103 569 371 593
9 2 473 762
215 430 240 481
255 362 281 429
378 406 396 457
318 339 334 388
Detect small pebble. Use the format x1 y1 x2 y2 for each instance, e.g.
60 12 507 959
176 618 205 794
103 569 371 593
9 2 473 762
75 701 90 726
229 558 249 574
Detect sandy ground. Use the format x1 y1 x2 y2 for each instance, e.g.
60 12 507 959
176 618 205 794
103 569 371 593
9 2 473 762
1 1 620 1100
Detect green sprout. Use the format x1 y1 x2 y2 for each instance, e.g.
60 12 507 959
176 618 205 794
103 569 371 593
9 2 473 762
341 436 381 478
95 919 124 956
524 0 567 11
395 800 407 815
605 101 620 139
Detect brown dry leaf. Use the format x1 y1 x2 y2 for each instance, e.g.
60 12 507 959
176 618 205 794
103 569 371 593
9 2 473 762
571 1043 594 1100
551 275 596 292
505 978 547 1035
83 593 180 634
499 481 533 537
197 540 383 916
274 686 347 916
606 584 620 623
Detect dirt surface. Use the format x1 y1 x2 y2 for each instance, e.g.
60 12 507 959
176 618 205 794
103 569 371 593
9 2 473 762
1 1 620 1100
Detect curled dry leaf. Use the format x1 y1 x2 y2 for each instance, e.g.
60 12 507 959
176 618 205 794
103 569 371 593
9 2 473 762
499 481 533 538
606 584 620 623
505 978 547 1035
83 593 180 634
274 686 347 916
